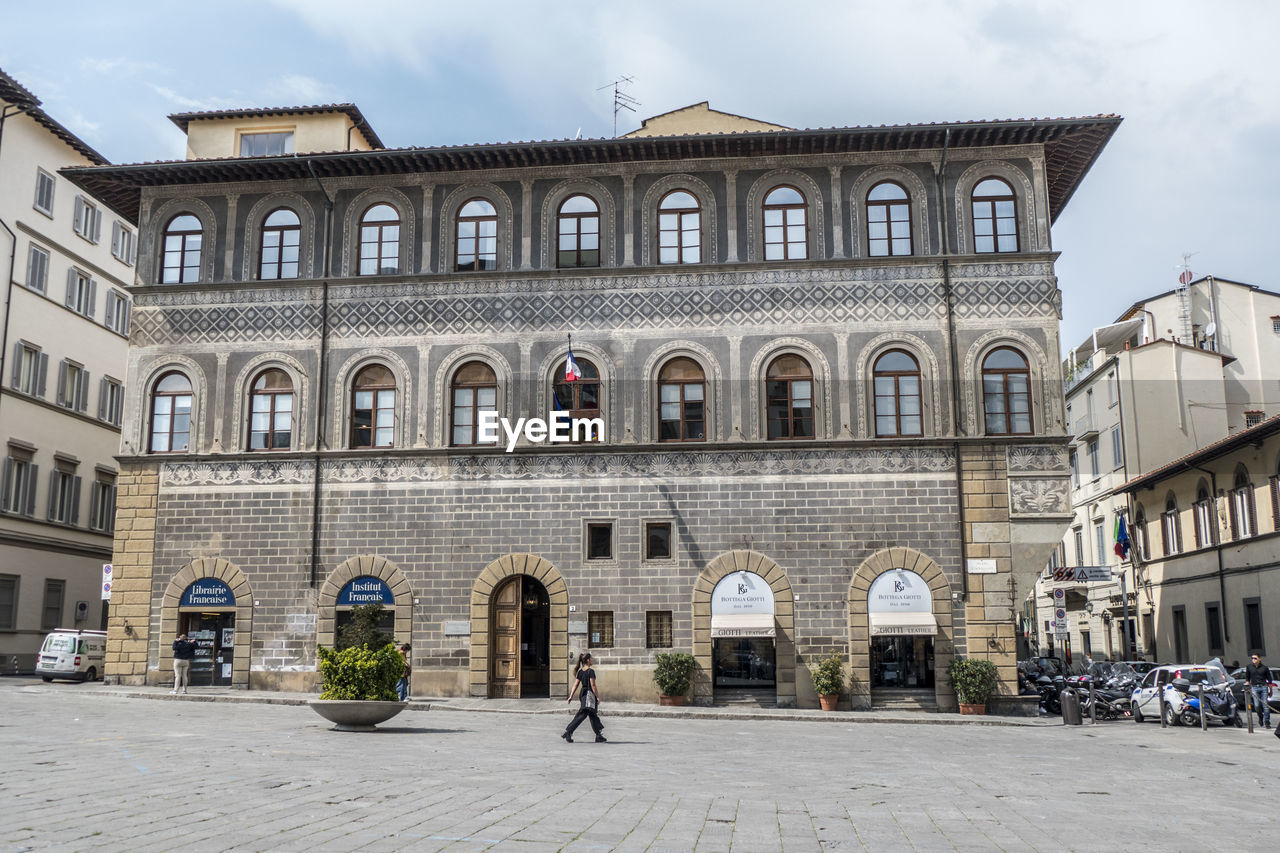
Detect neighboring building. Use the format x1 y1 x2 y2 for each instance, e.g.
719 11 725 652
1119 414 1279 666
1031 277 1280 662
66 103 1118 710
0 70 134 671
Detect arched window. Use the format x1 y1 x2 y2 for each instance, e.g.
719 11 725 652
866 182 912 257
456 199 497 272
765 354 814 440
249 369 293 451
763 186 807 260
873 349 923 437
1161 495 1181 556
161 214 202 283
451 361 498 446
982 347 1031 435
1230 466 1256 540
259 208 301 280
1193 484 1215 548
658 191 700 264
971 178 1018 253
351 365 396 449
658 357 705 442
1134 506 1149 561
358 204 400 276
149 372 192 453
553 357 601 442
557 195 600 268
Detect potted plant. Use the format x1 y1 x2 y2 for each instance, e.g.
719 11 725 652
809 654 845 711
947 657 999 715
652 652 696 705
310 642 408 731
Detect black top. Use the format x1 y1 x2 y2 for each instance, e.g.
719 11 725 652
577 667 596 699
172 639 197 661
1244 662 1271 686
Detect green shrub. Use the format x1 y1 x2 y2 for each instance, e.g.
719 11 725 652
317 643 403 701
652 652 697 696
809 654 845 696
946 657 999 705
336 604 393 652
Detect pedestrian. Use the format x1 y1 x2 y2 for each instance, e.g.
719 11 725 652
397 644 411 702
1243 653 1272 730
171 632 196 694
562 652 606 743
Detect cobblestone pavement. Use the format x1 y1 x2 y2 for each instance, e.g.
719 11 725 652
2 683 1276 852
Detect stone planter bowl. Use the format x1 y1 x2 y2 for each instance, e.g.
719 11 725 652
309 700 408 732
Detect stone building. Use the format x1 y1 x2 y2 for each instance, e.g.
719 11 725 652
65 103 1118 710
0 69 135 672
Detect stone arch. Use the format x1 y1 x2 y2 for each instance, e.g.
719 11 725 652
854 333 944 439
639 173 719 266
746 337 834 440
432 344 515 448
745 169 827 262
954 160 1041 254
438 183 515 272
316 556 413 651
469 554 569 699
159 558 253 688
534 340 617 442
130 355 209 457
540 178 617 269
640 340 724 443
241 192 318 282
332 348 414 450
849 547 955 711
961 329 1051 437
339 186 417 277
145 197 218 284
691 550 796 707
848 164 932 258
230 352 311 452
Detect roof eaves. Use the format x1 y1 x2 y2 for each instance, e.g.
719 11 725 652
1121 412 1280 492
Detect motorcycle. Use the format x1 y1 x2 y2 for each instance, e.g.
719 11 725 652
1036 673 1064 715
1162 677 1242 727
1078 684 1133 720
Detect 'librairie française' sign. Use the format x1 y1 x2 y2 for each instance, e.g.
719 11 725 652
337 576 394 606
180 578 234 608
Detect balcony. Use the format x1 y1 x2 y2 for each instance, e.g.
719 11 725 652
1073 412 1099 442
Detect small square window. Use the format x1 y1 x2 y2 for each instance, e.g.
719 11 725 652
1245 411 1264 428
588 611 614 648
645 522 672 560
586 522 613 560
646 611 673 648
239 131 294 157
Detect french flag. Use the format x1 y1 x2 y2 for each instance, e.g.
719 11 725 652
565 346 583 381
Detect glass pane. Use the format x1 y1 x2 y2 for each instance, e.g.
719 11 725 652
765 186 803 205
660 402 681 420
997 234 1018 252
764 210 783 227
153 396 173 416
355 390 373 410
661 191 697 209
892 238 912 255
787 225 805 243
460 199 495 217
900 396 921 416
975 236 994 253
682 246 699 264
899 376 920 395
900 416 922 435
868 182 907 201
869 222 888 240
874 396 895 417
151 432 170 452
458 221 476 239
876 416 898 436
1012 413 1031 433
560 194 597 214
683 383 703 402
363 204 398 223
375 427 393 446
685 419 704 440
251 412 270 431
660 384 680 403
973 178 1011 197
477 387 496 407
452 425 471 444
792 380 811 401
659 247 678 264
384 225 399 242
764 243 783 261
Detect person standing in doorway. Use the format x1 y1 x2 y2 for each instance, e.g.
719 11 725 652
562 652 606 743
397 644 412 702
171 632 196 694
1244 653 1272 729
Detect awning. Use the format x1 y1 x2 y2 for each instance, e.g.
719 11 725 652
710 613 776 638
869 612 938 636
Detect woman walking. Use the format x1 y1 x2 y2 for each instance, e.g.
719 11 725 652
562 652 606 743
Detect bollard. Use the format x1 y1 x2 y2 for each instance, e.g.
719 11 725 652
1199 683 1206 731
1246 687 1254 734
1160 692 1167 728
1090 680 1097 724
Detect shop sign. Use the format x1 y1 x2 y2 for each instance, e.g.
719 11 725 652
180 578 234 608
337 576 394 606
711 572 774 615
867 570 931 613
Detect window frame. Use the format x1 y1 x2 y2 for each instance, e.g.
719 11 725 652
41 579 65 631
25 243 49 293
657 190 702 265
872 349 924 438
65 268 96 318
455 198 499 272
149 371 194 454
89 474 117 534
585 521 615 562
1244 597 1265 655
258 207 302 280
762 185 808 261
248 369 294 451
981 347 1033 436
1205 601 1224 655
104 290 130 336
33 168 55 217
644 521 674 561
98 376 124 427
0 574 17 630
765 354 815 440
450 361 499 447
1161 497 1181 556
657 357 707 443
551 357 601 443
1230 469 1256 540
2 448 38 518
160 214 203 284
238 130 295 157
56 359 89 413
971 177 1019 254
111 221 137 266
11 342 48 399
646 610 673 649
1193 488 1215 549
350 364 397 449
72 195 102 244
556 194 601 269
587 610 614 649
358 204 401 276
865 180 913 257
47 464 81 527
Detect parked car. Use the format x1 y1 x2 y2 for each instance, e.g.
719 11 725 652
1130 665 1230 724
35 630 106 683
1227 665 1280 713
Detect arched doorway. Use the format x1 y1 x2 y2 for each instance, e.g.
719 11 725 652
489 575 551 698
867 569 936 691
160 558 252 689
469 554 568 700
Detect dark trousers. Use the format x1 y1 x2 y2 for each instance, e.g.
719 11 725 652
565 705 603 737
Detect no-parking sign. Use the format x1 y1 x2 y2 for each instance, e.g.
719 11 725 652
101 564 113 601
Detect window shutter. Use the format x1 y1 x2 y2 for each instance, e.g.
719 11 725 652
1229 494 1239 540
103 292 115 332
46 470 58 520
128 236 137 265
36 353 48 398
121 300 130 337
111 222 121 256
24 464 37 516
70 476 82 525
55 361 68 406
25 247 35 288
77 369 90 412
0 459 10 512
10 343 22 388
87 279 97 318
65 268 77 308
1271 476 1280 531
73 197 85 233
92 209 102 243
98 377 107 420
88 482 100 529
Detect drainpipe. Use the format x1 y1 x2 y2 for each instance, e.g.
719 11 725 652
1191 464 1230 645
0 103 37 426
305 159 334 589
934 129 969 602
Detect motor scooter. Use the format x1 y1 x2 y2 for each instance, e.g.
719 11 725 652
1162 677 1242 727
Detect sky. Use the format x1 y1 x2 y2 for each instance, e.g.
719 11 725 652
3 0 1276 352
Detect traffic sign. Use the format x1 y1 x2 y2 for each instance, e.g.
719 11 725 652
1055 608 1066 620
101 563 113 601
1053 588 1065 601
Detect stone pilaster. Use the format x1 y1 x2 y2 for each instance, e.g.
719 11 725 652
105 462 159 685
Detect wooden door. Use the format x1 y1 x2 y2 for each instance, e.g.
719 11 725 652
490 576 521 698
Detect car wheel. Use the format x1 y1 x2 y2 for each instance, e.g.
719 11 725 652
1164 703 1180 726
41 676 52 682
85 667 97 682
1133 705 1144 723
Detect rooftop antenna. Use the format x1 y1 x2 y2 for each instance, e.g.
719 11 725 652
1174 252 1197 345
597 75 639 138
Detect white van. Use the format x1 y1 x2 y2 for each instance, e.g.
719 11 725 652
35 629 107 682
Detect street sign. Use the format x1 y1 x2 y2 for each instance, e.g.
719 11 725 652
101 564 113 601
1053 588 1065 601
1048 566 1113 583
1055 608 1066 621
